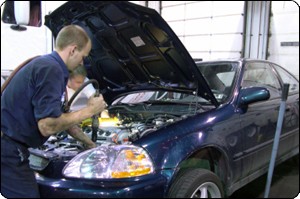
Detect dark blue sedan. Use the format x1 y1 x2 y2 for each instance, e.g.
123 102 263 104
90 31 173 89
28 1 299 198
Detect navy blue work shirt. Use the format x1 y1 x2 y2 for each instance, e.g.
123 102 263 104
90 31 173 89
1 51 69 148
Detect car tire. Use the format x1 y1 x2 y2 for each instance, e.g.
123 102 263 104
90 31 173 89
168 168 224 198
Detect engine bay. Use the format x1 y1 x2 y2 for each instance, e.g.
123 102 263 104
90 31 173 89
28 111 185 171
28 88 210 172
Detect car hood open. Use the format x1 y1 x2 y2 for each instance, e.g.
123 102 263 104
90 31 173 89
44 1 218 107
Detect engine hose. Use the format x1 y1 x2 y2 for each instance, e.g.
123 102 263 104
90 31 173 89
1 55 40 95
63 79 100 143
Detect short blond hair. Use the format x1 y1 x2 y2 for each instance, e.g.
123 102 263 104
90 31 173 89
69 64 87 79
56 25 90 51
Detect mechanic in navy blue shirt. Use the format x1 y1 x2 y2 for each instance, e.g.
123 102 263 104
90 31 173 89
1 25 107 198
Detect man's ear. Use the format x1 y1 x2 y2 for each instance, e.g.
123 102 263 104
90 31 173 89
70 45 77 56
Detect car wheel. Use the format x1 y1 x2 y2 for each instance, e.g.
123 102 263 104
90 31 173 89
168 168 224 198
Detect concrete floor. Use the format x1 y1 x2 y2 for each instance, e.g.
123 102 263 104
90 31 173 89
230 156 299 198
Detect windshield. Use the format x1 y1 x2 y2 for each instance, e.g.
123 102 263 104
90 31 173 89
196 62 238 103
111 62 238 106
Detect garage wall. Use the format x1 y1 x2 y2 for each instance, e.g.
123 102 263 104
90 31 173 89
267 1 299 79
0 1 67 71
160 1 245 61
159 1 299 79
243 1 271 60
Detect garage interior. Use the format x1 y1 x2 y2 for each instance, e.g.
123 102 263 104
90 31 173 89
1 1 299 198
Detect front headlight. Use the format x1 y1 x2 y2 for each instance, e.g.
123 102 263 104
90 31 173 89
63 145 154 179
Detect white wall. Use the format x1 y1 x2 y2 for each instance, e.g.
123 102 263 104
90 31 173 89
2 1 298 79
267 1 299 79
161 1 245 61
1 1 66 71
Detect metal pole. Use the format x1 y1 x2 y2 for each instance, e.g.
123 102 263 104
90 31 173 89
264 83 290 198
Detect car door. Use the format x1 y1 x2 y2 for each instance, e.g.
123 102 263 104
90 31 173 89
239 61 282 178
271 63 299 157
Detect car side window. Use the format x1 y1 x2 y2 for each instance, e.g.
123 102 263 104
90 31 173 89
242 62 281 99
272 64 299 94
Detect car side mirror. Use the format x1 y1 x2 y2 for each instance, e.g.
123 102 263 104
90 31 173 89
10 1 30 31
2 1 41 31
238 87 270 108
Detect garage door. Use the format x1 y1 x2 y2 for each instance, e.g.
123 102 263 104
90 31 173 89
161 1 245 61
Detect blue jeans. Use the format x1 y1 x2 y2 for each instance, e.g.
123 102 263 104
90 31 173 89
1 135 40 198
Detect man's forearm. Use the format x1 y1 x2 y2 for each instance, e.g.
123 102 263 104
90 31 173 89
67 125 96 149
38 106 96 137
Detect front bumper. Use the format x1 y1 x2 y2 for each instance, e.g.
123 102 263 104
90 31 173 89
36 172 169 198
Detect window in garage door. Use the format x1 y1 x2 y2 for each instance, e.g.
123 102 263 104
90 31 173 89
161 1 245 61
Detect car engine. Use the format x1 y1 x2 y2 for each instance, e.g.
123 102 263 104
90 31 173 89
28 112 182 172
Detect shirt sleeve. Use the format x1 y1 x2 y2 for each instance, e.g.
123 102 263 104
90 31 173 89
31 61 65 121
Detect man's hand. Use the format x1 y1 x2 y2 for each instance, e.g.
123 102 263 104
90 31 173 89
87 94 107 115
38 95 107 137
84 142 97 150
